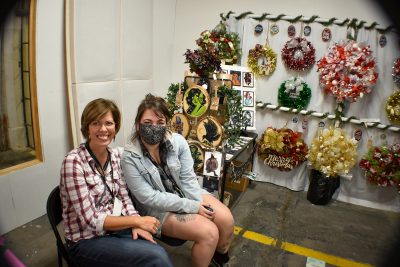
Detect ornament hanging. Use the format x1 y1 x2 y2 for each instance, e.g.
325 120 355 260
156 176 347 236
282 37 315 71
288 25 296 38
321 28 332 42
255 24 263 34
379 35 387 48
270 24 279 35
303 25 311 36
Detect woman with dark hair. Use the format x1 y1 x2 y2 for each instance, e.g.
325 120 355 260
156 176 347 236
60 98 172 267
122 94 234 267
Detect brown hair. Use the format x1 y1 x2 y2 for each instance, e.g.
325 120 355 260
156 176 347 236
131 94 170 141
81 98 121 140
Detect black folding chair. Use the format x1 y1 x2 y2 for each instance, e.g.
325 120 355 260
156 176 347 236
46 186 76 267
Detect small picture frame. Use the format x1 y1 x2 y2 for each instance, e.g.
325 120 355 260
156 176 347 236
230 70 242 87
203 151 223 177
243 110 254 128
242 72 254 87
202 176 219 193
243 91 254 107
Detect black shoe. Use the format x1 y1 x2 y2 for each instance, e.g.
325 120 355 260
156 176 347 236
211 251 229 267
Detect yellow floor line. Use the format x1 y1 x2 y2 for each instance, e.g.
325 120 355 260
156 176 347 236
234 227 374 267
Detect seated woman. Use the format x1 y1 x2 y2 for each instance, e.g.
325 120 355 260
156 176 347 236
60 98 173 267
122 94 234 267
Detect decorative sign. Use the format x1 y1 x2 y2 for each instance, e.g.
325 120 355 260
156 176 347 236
183 85 210 118
303 25 311 36
170 113 190 138
270 24 279 35
321 28 332 42
255 24 263 34
263 154 294 170
288 25 296 37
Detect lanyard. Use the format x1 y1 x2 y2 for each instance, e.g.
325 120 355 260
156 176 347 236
85 143 114 201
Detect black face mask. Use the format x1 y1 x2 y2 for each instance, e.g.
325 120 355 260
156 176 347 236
139 124 166 145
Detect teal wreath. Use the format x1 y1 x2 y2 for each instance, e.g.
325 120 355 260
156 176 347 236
278 77 312 109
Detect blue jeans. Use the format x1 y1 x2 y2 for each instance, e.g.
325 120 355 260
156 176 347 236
68 230 173 267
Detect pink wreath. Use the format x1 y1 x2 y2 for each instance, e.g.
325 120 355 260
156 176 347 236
281 37 315 71
317 39 378 103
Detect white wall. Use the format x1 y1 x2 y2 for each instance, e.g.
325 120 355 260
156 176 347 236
0 0 69 235
0 0 395 235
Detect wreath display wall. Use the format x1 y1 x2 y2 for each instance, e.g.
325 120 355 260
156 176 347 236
317 39 378 103
257 127 308 171
281 37 315 71
359 143 400 191
277 76 312 109
247 44 277 76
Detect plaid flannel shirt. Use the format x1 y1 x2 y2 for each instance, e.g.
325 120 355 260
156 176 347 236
60 143 138 242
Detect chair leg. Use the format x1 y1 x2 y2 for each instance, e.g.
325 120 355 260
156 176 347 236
57 249 63 267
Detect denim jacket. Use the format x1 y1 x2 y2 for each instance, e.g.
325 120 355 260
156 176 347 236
122 133 206 221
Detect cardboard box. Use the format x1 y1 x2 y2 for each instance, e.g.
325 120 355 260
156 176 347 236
224 160 251 192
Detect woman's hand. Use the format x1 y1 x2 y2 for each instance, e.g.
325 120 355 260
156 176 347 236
135 216 160 234
198 202 215 221
132 228 156 244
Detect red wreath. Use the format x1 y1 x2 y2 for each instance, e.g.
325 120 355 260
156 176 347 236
282 37 315 71
317 39 378 103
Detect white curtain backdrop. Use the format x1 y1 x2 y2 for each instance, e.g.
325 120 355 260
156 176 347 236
226 14 400 212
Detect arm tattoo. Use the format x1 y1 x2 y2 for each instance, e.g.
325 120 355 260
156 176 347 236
174 213 196 223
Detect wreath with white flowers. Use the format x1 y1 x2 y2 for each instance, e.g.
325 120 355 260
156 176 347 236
281 37 315 72
386 91 400 125
317 39 378 103
247 44 277 76
278 76 312 109
393 58 400 88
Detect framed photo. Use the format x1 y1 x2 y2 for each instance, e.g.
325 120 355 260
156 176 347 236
203 151 223 177
202 176 219 193
242 72 254 87
230 70 241 87
243 91 254 107
243 110 254 128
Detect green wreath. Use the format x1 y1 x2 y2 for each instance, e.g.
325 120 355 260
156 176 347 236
247 44 277 76
278 77 311 109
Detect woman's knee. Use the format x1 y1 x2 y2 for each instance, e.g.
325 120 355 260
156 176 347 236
196 222 219 245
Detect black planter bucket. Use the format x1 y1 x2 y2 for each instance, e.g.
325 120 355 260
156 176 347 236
307 169 340 205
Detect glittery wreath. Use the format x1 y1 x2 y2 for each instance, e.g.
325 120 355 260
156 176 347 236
278 76 312 109
393 58 400 88
307 127 358 177
247 44 277 76
359 143 400 192
317 39 378 103
281 37 315 71
257 127 308 171
196 24 241 65
385 91 400 125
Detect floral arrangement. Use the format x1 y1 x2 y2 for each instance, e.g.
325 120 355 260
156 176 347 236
184 48 221 77
247 44 277 76
359 143 400 191
278 76 312 109
258 127 308 171
385 91 400 125
393 58 400 88
281 37 315 72
307 127 358 177
196 24 241 65
317 39 378 103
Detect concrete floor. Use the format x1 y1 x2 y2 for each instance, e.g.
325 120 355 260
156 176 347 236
3 181 400 267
